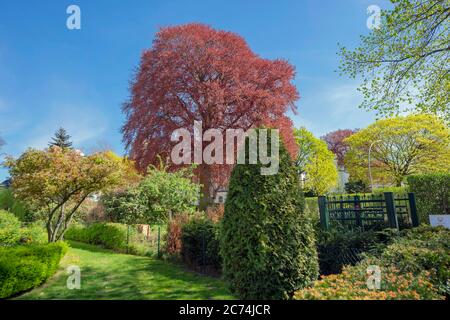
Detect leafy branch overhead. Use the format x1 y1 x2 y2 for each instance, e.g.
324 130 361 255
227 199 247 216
339 0 450 120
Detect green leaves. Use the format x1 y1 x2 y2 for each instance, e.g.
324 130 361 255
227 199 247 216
294 127 338 195
339 0 450 121
5 147 126 242
407 173 450 222
103 164 200 225
344 114 450 186
220 129 319 299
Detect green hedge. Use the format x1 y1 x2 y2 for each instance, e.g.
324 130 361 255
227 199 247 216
65 222 150 255
407 173 450 223
0 242 68 298
0 210 47 246
316 227 397 275
65 223 129 250
181 218 221 272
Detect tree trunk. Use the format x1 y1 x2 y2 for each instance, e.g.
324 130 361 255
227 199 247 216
198 165 212 211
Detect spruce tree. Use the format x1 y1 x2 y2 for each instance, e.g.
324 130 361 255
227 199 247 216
49 127 73 149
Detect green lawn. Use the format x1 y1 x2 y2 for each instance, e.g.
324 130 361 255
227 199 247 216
17 241 234 300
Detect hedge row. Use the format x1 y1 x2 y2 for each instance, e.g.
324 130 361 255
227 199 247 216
0 242 68 298
180 218 221 272
65 222 150 256
407 173 450 223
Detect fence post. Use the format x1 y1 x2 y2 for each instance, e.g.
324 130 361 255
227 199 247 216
126 225 130 254
354 195 362 228
384 192 399 230
318 196 330 230
202 230 206 274
157 225 161 258
408 193 419 227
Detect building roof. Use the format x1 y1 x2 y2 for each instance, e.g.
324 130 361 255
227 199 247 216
0 178 12 188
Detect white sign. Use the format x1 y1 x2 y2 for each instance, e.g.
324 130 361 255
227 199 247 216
429 215 450 229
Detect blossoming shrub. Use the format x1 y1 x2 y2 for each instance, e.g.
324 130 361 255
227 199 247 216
376 225 450 296
294 263 442 300
295 225 449 300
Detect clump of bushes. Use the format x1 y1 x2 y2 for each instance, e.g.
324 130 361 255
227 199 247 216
0 242 68 298
220 129 319 299
0 210 47 246
181 217 221 272
294 264 442 300
0 188 31 222
375 225 450 296
206 204 224 223
344 180 370 194
295 225 449 300
165 214 191 255
317 227 397 275
65 222 150 255
407 173 450 223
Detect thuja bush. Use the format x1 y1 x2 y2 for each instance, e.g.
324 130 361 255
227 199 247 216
220 129 319 299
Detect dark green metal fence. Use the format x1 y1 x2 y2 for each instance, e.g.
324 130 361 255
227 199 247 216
318 192 419 231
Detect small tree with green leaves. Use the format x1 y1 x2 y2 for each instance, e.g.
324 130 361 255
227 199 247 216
137 163 199 223
103 162 199 225
5 147 124 242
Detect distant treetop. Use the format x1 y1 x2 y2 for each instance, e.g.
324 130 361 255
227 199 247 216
49 127 73 149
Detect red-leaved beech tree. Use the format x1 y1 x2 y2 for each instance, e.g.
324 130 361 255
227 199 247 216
122 23 299 208
321 129 358 167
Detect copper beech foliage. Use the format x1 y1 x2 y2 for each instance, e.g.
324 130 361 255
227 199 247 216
122 23 299 204
321 129 357 167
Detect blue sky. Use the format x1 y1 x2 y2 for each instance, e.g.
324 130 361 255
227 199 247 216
0 0 391 179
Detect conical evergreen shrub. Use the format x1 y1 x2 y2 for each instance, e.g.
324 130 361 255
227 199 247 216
220 128 319 299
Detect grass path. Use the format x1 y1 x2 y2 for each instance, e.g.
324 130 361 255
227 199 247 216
18 241 234 300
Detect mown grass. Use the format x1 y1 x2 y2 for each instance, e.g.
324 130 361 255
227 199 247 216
17 241 234 300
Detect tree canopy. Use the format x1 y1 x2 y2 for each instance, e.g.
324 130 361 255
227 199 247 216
5 147 124 242
344 114 450 186
321 129 358 167
294 127 338 195
103 162 199 225
339 0 450 120
122 23 299 207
